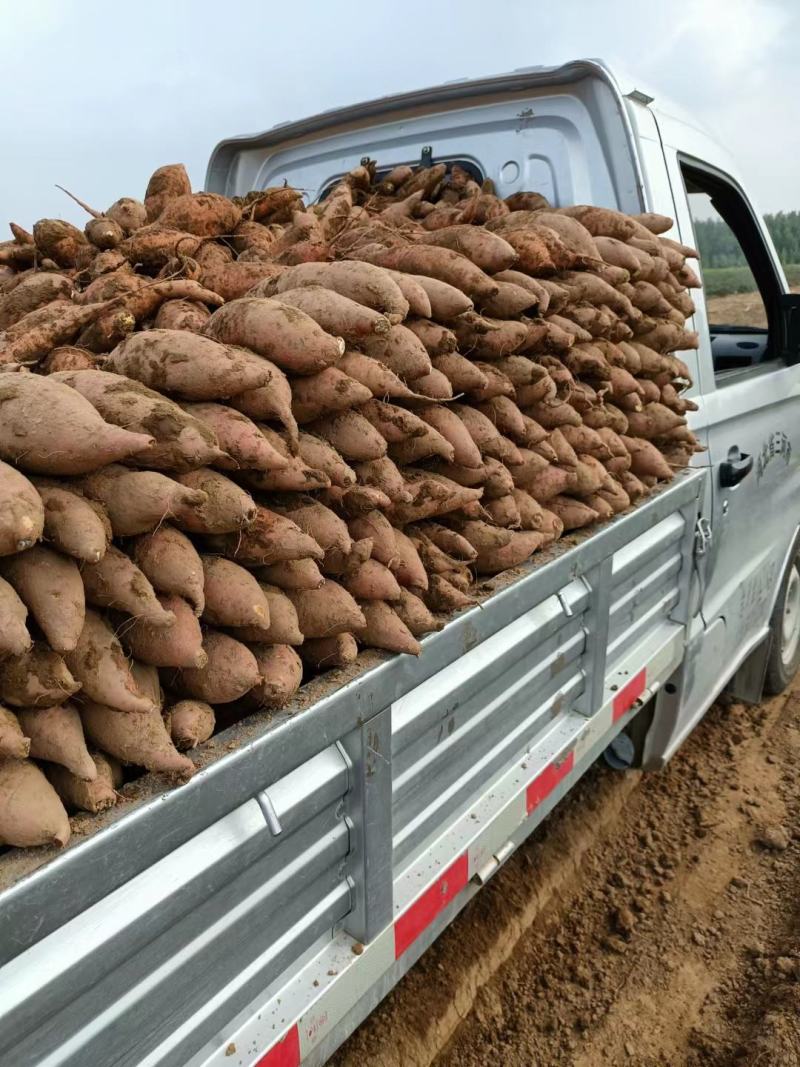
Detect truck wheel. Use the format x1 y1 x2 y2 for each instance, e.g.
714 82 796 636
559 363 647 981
764 553 800 694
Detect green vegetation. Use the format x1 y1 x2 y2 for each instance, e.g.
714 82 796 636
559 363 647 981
702 264 800 297
694 211 800 268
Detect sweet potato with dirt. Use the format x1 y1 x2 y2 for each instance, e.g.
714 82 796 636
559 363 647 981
354 600 421 655
81 465 206 536
0 643 80 708
449 404 521 463
173 631 260 704
108 329 272 400
384 528 427 588
204 298 344 374
131 526 204 616
410 368 453 400
307 411 387 461
383 271 433 318
154 192 241 236
353 243 499 302
0 374 153 475
0 576 30 657
154 299 211 332
246 646 303 709
0 760 71 847
391 472 483 525
419 225 517 273
144 163 192 221
294 431 355 488
353 457 411 502
51 369 224 471
201 556 270 629
165 699 215 750
418 405 482 468
288 581 365 639
347 511 396 567
258 558 324 592
80 545 173 626
452 315 528 359
546 495 601 530
300 633 358 670
392 587 441 637
625 402 685 440
0 271 73 330
229 361 298 448
472 529 543 575
82 700 194 778
424 574 475 612
622 436 675 481
18 702 96 780
430 352 488 393
33 218 87 267
45 750 122 814
173 468 255 534
404 318 457 358
344 558 402 601
180 402 287 473
253 284 392 343
338 350 419 400
122 594 205 669
474 396 527 441
266 261 409 322
0 705 29 759
271 499 351 559
1 546 85 653
239 449 330 493
206 505 323 566
66 610 155 713
291 367 373 424
231 584 303 645
362 323 432 381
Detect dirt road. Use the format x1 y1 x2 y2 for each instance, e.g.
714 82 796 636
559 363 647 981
333 683 800 1067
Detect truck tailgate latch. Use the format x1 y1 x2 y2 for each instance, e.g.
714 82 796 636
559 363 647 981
694 517 712 557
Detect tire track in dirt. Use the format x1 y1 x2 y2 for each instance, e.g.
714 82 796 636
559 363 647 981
332 683 800 1067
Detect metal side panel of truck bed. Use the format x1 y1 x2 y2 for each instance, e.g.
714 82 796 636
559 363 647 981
0 469 704 1067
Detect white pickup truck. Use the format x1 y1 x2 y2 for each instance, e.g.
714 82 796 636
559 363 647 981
2 59 799 1067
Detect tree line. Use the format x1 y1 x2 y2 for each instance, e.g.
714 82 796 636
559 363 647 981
694 211 800 268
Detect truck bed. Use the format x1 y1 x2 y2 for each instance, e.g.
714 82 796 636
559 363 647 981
0 470 704 1067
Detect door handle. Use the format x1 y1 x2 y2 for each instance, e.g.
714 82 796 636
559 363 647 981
720 450 753 488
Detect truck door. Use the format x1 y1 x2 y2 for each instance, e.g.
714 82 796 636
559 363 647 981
678 161 800 687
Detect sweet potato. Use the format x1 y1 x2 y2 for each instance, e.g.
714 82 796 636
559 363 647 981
546 496 600 530
414 523 477 562
291 367 373 424
480 280 540 318
231 584 303 645
626 402 685 440
308 411 387 461
0 642 80 708
51 369 223 472
474 396 527 441
424 574 476 612
179 402 287 473
257 284 391 342
299 633 358 670
622 436 675 481
0 576 31 657
130 526 204 616
204 297 344 375
409 367 454 401
450 404 521 463
484 494 521 528
295 431 355 488
45 750 122 814
1 546 85 653
594 478 631 514
0 271 73 330
272 499 351 558
391 472 483 524
153 192 241 236
122 594 205 669
165 699 215 750
362 323 433 382
383 527 426 588
108 329 272 400
398 272 474 322
173 630 260 704
0 374 152 476
18 702 96 780
473 529 543 575
173 468 255 534
258 557 324 591
519 465 574 502
198 555 269 629
246 646 303 709
241 430 330 492
431 352 488 392
266 261 409 322
522 400 582 430
32 218 87 267
419 225 517 273
392 587 441 637
353 243 498 302
144 163 192 221
65 610 154 713
453 315 528 359
383 271 432 317
353 457 411 502
0 760 71 847
338 350 419 400
404 318 457 358
206 505 323 567
80 466 205 536
347 511 396 567
0 705 30 759
354 600 420 655
82 700 194 778
418 405 482 468
288 582 365 639
343 558 402 601
153 299 211 333
106 196 147 233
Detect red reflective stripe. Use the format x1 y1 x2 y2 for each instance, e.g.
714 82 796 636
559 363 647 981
394 853 469 958
613 669 647 722
526 750 575 814
255 1025 300 1067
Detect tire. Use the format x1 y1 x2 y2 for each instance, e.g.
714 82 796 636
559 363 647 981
764 551 800 695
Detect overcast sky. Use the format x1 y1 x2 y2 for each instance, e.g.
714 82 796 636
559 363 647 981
2 0 797 228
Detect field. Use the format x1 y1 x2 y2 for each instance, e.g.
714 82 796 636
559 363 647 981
333 683 800 1067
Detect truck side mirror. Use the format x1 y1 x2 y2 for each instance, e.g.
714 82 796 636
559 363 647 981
778 293 800 365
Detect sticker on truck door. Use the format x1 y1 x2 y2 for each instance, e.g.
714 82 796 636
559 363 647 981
756 431 791 480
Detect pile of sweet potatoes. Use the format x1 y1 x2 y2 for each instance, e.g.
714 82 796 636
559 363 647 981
0 160 701 850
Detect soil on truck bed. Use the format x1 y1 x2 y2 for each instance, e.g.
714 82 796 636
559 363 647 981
332 682 800 1067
